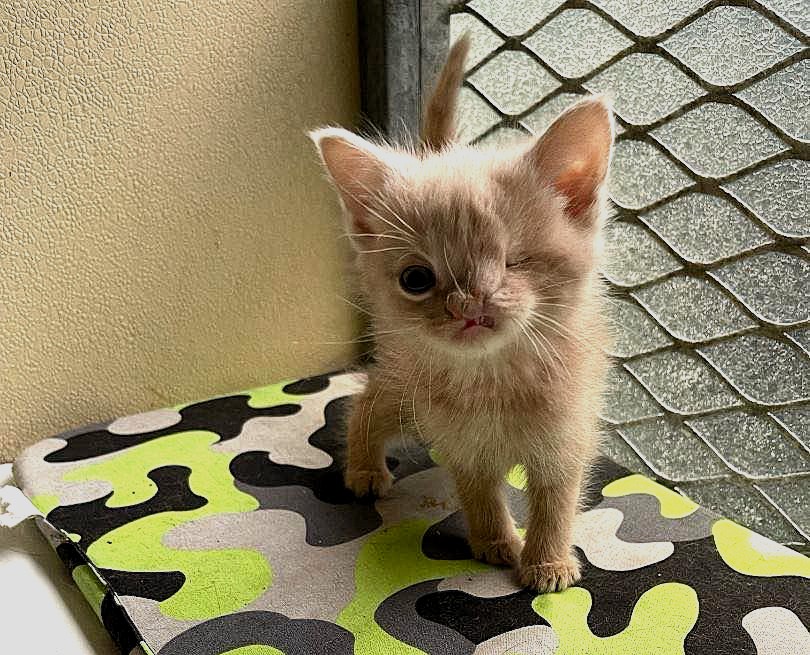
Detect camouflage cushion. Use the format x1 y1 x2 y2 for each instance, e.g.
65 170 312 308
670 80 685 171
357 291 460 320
14 370 810 655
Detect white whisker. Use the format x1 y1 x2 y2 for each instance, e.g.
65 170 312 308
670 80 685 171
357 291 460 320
529 310 579 341
535 279 577 293
334 295 422 322
335 295 376 317
370 193 418 236
303 325 420 346
398 352 424 442
343 187 416 243
354 180 418 237
411 352 429 443
370 326 422 338
356 247 410 254
342 232 413 244
363 379 388 457
534 301 576 311
427 354 433 416
516 319 551 380
443 242 464 296
527 321 571 378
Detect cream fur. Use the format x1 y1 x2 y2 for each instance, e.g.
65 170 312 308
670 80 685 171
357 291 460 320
310 38 614 592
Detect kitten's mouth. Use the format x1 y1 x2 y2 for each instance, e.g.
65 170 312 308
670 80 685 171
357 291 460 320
463 315 495 330
456 315 496 339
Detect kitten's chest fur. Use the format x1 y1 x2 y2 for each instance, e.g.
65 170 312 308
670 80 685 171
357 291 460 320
418 364 557 456
381 333 607 472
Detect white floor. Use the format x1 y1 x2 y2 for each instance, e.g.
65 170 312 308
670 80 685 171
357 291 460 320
0 463 117 654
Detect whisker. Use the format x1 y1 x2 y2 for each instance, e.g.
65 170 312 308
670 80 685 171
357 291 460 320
516 320 551 380
529 311 579 341
427 353 433 416
527 330 564 377
529 308 574 331
527 321 571 378
411 352 429 443
300 325 420 346
530 321 570 346
363 379 388 458
517 321 541 359
534 301 576 311
343 187 416 243
335 295 376 317
398 353 423 442
368 326 422 338
305 338 382 345
535 279 577 293
362 185 418 236
443 242 464 296
355 180 418 237
356 247 410 254
527 327 554 367
334 295 422 322
342 232 414 244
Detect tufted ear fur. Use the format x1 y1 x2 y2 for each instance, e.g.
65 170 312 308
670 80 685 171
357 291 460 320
525 95 614 224
310 127 396 239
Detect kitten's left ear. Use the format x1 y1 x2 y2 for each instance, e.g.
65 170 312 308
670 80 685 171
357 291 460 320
526 95 614 224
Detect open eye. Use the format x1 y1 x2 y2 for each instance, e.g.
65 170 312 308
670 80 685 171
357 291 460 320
399 265 436 295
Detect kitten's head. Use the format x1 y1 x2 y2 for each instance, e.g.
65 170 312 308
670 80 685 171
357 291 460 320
311 94 613 361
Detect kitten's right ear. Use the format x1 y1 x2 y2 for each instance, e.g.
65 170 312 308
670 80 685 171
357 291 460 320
309 127 393 236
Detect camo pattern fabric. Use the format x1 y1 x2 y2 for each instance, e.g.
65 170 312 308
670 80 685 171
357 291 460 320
14 371 810 655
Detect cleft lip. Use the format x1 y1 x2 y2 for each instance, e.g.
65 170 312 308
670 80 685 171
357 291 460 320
478 315 496 328
461 315 496 331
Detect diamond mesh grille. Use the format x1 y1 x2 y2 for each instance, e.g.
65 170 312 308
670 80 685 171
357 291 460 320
448 0 809 551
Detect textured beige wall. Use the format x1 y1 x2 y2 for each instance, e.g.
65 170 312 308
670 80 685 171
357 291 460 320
0 1 361 460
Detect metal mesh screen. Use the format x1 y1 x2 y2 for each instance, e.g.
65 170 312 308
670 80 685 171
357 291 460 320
448 0 809 552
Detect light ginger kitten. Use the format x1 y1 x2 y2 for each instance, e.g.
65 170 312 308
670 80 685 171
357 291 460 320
310 36 613 592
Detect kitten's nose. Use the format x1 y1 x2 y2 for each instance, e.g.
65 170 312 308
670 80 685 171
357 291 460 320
446 292 486 320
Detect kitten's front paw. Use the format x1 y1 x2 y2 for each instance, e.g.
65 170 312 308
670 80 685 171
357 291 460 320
344 467 393 498
518 553 581 593
469 533 523 567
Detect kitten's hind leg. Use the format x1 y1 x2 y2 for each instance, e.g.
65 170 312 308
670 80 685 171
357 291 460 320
450 464 522 567
344 382 398 497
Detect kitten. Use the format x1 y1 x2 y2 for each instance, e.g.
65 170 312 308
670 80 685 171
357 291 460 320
310 35 613 592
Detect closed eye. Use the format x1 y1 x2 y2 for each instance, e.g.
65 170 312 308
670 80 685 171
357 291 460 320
506 257 531 268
